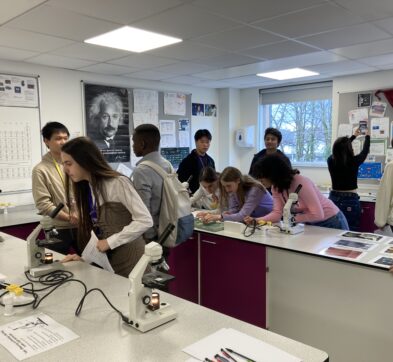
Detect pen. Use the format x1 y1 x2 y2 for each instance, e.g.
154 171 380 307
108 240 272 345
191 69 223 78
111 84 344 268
225 348 256 362
215 354 230 362
204 358 214 362
221 348 238 362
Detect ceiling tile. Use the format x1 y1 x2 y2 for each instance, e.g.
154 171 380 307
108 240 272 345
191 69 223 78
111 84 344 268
27 54 96 69
7 5 120 41
330 38 393 59
108 54 177 69
52 43 130 62
123 70 175 81
78 63 139 75
244 41 318 60
306 60 376 74
299 23 392 50
0 46 38 61
154 61 216 75
0 27 74 52
47 0 184 25
165 75 204 85
147 41 228 61
373 17 393 35
357 53 393 66
0 0 46 24
131 4 239 39
252 3 365 38
377 63 393 70
334 0 393 21
195 26 285 52
191 0 326 23
196 53 260 67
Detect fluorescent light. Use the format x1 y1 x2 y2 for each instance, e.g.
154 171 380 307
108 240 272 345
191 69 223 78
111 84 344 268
257 68 319 80
85 26 182 53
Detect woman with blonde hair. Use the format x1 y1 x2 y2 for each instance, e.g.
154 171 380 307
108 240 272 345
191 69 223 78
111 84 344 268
200 166 273 222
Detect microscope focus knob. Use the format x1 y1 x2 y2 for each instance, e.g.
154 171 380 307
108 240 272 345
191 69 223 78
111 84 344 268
142 295 151 305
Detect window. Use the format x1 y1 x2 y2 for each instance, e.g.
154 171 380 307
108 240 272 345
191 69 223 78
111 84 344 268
259 82 332 166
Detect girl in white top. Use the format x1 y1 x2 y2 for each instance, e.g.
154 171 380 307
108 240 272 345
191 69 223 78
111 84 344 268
190 167 220 210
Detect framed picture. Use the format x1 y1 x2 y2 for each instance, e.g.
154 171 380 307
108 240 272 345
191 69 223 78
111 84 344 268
358 93 372 107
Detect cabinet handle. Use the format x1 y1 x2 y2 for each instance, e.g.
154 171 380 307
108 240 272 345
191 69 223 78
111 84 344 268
201 239 216 245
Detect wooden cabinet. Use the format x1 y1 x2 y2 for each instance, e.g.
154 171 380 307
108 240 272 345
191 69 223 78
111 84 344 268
167 233 199 304
199 232 267 328
360 201 376 233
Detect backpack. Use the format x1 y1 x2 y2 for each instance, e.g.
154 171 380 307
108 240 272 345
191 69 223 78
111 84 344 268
139 160 194 247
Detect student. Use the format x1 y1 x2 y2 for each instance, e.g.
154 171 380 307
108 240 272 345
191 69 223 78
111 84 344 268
177 129 215 194
131 124 172 242
249 127 290 177
327 128 370 231
200 167 273 223
60 137 153 277
190 166 220 210
32 122 78 254
246 154 349 230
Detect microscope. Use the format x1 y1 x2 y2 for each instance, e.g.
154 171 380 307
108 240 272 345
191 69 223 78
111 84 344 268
25 203 65 277
280 185 305 235
124 224 177 332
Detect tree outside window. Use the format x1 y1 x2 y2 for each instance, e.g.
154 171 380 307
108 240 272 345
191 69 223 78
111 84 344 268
263 99 332 165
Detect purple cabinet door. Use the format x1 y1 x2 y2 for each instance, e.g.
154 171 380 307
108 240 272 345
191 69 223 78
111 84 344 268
200 232 266 328
167 233 199 304
360 202 376 233
0 223 39 240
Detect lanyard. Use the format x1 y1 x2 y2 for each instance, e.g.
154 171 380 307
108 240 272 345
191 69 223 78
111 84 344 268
51 155 65 187
87 187 98 224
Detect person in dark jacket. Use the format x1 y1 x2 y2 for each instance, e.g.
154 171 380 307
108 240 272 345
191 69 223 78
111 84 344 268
327 128 370 231
249 127 290 177
177 129 215 194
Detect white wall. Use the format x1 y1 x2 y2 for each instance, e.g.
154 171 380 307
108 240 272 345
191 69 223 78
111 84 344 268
0 59 219 206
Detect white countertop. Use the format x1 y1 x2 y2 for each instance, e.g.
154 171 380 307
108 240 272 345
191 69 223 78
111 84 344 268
196 224 390 272
0 233 328 362
0 205 41 228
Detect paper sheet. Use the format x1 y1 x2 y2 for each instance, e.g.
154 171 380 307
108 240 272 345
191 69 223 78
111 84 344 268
386 148 393 163
81 231 114 273
0 313 79 360
371 117 389 138
370 139 386 156
117 163 132 177
348 108 368 124
133 89 158 114
164 92 186 116
160 120 177 148
183 328 301 362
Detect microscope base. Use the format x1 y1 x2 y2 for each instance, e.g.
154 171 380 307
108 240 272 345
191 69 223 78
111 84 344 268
281 223 305 235
125 303 177 333
28 261 64 277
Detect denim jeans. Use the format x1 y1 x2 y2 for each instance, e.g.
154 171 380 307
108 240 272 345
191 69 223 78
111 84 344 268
307 211 349 230
328 191 361 231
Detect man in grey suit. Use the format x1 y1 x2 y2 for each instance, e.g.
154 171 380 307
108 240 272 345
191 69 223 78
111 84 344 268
131 124 172 242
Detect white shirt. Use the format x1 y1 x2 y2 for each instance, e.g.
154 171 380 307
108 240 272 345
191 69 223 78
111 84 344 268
375 161 393 228
90 177 153 249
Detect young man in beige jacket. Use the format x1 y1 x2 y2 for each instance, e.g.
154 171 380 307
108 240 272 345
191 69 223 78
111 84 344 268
32 122 78 254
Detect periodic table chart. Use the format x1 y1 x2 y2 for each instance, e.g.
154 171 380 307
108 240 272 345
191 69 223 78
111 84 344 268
0 74 41 193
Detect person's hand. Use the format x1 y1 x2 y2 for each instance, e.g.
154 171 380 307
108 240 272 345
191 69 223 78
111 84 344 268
202 214 221 223
61 254 83 263
354 128 361 137
196 211 208 218
244 216 255 224
69 213 78 225
97 239 110 252
365 128 370 136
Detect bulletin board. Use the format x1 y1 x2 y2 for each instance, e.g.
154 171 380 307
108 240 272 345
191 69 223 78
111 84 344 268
0 74 41 194
129 89 192 169
337 90 393 185
83 83 192 170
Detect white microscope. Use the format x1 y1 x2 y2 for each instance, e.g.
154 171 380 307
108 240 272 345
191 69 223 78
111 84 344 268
280 184 305 235
25 203 65 277
124 224 177 332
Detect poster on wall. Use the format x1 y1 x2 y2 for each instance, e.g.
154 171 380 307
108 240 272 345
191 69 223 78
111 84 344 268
84 84 130 163
0 74 38 107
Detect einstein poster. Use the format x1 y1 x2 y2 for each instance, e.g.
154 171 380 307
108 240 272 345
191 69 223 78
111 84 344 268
84 84 130 163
